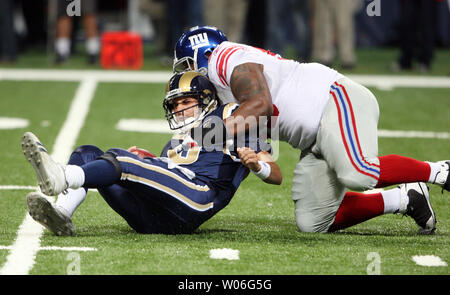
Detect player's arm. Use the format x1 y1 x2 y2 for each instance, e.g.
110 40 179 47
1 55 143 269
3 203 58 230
225 63 273 136
237 147 282 185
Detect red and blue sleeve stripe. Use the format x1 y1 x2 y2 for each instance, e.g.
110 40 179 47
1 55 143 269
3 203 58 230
215 46 241 87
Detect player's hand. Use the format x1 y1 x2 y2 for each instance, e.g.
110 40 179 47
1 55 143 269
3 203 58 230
127 146 156 159
237 147 261 172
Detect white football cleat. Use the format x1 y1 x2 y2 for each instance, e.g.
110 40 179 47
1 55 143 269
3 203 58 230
22 132 68 196
399 182 436 235
27 192 75 236
433 161 449 192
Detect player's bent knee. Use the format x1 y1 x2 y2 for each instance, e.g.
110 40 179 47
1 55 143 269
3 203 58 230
295 219 326 233
73 145 104 154
336 172 377 192
69 145 104 165
295 211 328 233
99 150 123 176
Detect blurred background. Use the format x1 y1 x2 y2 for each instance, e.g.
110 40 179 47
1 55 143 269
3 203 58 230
0 0 449 74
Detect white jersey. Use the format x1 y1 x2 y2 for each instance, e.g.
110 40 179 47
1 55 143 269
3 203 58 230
208 41 343 150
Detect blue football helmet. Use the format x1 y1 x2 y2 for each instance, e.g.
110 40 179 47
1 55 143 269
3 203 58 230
173 26 228 75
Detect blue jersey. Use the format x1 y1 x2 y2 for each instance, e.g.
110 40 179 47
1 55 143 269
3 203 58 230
75 104 267 233
161 103 262 193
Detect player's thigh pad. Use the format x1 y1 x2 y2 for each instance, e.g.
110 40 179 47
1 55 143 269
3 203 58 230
69 145 104 165
292 152 346 233
313 77 380 191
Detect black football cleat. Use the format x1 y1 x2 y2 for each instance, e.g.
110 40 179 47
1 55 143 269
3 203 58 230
400 183 436 235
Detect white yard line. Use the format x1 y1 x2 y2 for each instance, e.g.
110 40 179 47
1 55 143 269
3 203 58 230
0 69 171 83
0 77 97 275
0 185 38 190
0 186 98 193
378 129 450 139
1 69 450 89
0 245 97 252
116 118 450 139
38 246 97 252
51 78 98 162
0 195 54 276
0 208 45 272
348 74 450 90
116 118 173 134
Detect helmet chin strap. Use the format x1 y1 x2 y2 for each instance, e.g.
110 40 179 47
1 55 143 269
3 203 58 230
193 48 208 75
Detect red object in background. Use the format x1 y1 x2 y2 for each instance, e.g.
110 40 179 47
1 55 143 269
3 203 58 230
101 32 143 70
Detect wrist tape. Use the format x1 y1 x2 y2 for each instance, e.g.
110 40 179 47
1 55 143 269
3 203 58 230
252 160 271 180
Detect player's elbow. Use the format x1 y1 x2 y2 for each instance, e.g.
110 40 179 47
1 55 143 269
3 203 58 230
265 175 282 185
272 176 282 185
274 173 282 185
256 97 273 117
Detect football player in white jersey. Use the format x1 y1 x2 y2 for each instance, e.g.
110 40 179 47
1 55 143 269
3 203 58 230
173 26 449 234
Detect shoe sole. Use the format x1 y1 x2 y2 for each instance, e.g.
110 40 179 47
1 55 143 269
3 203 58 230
415 183 436 235
22 132 60 196
27 192 75 236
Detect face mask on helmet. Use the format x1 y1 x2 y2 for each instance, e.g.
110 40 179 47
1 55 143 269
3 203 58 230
164 96 202 130
173 26 228 75
163 71 218 131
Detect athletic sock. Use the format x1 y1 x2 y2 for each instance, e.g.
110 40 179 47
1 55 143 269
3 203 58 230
426 161 443 183
81 159 121 188
55 188 87 217
86 37 100 55
375 155 430 188
329 191 384 232
381 187 408 214
65 164 85 189
55 38 71 57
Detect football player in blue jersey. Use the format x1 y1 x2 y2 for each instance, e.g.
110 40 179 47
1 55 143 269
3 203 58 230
22 71 282 236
